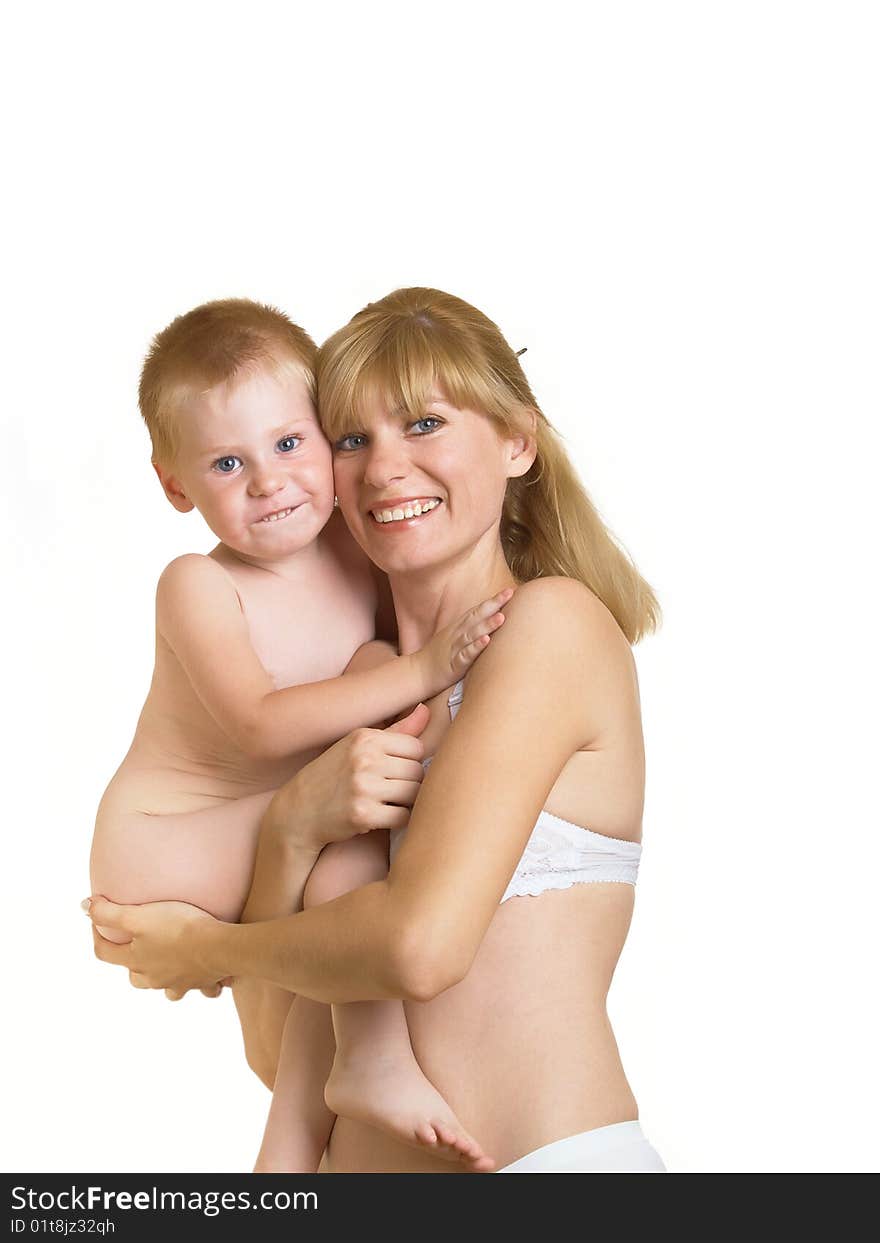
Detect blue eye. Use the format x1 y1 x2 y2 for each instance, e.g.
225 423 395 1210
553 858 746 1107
276 435 302 453
335 433 368 452
411 416 443 434
212 455 242 474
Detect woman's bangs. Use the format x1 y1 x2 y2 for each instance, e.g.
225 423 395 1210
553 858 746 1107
318 305 520 444
365 332 506 425
322 329 497 437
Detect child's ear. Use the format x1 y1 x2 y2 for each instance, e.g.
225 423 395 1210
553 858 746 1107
153 461 195 513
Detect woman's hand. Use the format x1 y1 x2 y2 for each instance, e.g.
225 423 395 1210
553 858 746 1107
266 702 430 854
85 896 225 993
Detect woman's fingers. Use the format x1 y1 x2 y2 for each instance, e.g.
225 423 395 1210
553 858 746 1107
372 804 411 831
381 705 429 751
85 895 138 936
165 987 187 1001
91 925 132 967
377 778 423 808
378 756 425 783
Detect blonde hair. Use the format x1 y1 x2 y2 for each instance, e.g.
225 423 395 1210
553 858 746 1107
317 287 661 644
139 298 317 466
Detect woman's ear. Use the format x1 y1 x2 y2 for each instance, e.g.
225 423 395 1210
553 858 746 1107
506 409 538 479
152 461 195 513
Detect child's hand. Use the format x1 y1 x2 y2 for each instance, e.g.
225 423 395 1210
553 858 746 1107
417 587 515 699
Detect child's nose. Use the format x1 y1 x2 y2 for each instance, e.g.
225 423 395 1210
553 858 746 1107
247 465 285 497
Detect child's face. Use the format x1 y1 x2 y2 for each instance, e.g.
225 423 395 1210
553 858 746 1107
155 365 335 561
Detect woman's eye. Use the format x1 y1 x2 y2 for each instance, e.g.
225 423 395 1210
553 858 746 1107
411 416 443 434
212 455 242 474
335 433 367 451
276 435 302 453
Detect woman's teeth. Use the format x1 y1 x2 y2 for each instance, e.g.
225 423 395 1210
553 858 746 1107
371 499 441 524
260 507 294 523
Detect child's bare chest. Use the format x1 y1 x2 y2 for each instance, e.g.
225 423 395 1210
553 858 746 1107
233 560 377 689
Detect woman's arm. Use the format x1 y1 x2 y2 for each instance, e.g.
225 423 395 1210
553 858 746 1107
157 555 511 759
89 579 627 1001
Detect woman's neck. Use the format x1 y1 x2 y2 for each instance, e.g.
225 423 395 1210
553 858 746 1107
390 538 518 656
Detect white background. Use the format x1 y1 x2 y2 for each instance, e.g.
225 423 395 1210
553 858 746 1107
3 1 878 1174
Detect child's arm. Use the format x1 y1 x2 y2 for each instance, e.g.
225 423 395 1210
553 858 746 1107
157 554 512 760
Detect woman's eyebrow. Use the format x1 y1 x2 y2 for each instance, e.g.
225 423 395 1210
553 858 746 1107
391 396 450 415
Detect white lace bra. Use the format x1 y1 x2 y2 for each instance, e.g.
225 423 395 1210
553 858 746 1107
388 679 642 904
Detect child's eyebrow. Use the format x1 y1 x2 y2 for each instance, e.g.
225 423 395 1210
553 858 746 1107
198 421 316 458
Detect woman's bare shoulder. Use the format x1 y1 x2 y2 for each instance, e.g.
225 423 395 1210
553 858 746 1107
456 577 632 748
499 576 629 659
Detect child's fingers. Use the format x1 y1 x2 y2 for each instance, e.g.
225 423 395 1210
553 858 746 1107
472 611 507 639
469 588 515 624
454 634 492 670
455 611 506 660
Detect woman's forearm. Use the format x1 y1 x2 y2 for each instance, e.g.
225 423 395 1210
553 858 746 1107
202 879 430 1005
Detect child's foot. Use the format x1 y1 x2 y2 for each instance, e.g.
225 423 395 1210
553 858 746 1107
324 1052 495 1172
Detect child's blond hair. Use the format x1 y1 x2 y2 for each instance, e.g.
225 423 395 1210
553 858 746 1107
317 287 661 645
139 298 317 466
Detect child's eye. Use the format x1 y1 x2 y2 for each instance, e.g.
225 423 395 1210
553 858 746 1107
410 416 443 434
335 433 368 452
276 435 302 453
212 455 242 474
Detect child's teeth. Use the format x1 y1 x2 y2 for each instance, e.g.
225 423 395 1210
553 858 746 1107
413 503 422 516
403 506 414 519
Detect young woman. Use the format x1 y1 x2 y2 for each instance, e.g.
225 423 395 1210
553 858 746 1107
88 287 667 1173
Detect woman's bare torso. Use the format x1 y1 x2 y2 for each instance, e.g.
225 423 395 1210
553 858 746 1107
322 613 646 1172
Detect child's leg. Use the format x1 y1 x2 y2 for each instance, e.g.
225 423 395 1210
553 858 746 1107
294 834 493 1170
253 995 337 1173
90 791 295 1082
90 790 276 937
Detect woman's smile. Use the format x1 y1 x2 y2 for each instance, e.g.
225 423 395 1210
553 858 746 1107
369 497 443 527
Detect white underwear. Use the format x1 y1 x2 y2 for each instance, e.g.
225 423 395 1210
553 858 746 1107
495 1121 666 1173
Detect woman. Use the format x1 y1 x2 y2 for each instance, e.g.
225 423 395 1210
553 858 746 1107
88 287 666 1173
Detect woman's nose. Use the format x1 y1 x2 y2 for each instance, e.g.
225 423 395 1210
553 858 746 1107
363 439 408 490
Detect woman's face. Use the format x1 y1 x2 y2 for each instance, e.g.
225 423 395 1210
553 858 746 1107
330 385 534 577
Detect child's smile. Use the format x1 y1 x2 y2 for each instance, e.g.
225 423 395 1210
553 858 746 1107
154 365 336 563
